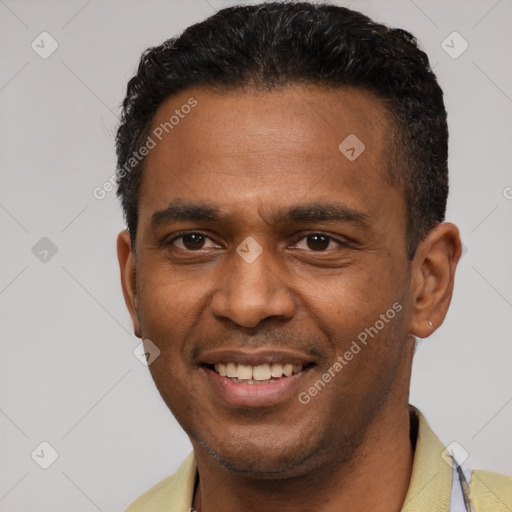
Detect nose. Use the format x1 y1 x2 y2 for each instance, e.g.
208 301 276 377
210 245 296 329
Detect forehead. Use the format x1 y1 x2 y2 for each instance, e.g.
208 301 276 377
147 84 389 162
139 85 402 229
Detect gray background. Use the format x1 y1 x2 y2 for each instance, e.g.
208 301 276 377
1 0 511 510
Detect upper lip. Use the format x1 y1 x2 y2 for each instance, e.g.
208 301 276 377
199 348 316 367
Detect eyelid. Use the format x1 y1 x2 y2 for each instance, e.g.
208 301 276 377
166 230 221 248
290 232 350 250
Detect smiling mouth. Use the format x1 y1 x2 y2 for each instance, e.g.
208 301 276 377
204 362 314 385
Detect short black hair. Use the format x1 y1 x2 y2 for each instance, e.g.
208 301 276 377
116 1 448 259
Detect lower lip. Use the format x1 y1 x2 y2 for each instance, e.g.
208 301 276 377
202 366 310 407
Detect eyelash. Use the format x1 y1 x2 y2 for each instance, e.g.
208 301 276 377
166 231 348 251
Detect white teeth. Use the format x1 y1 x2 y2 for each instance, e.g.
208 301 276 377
253 364 271 381
213 362 304 381
237 364 253 380
226 362 237 378
270 363 283 378
283 364 294 377
293 364 303 375
215 363 227 376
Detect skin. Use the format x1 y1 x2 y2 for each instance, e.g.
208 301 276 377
117 85 461 511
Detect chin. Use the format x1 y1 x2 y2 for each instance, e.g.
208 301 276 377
195 432 323 479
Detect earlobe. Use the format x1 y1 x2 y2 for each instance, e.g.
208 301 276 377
117 230 141 338
408 222 462 339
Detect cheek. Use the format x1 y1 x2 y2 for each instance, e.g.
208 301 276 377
136 270 205 413
298 263 396 334
299 263 409 384
310 306 408 430
134 269 209 397
136 260 209 332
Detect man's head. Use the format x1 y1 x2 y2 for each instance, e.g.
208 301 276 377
116 3 461 479
116 2 448 260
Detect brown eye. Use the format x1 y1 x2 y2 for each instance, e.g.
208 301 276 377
181 233 205 249
171 233 218 250
292 233 343 252
306 234 331 251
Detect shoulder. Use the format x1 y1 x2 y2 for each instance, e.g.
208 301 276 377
125 452 197 512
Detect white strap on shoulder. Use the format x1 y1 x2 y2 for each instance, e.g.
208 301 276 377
450 462 473 512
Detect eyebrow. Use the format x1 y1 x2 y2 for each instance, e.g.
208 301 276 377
281 203 369 228
150 200 370 230
151 202 220 226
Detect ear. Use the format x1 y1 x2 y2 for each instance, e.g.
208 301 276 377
117 230 141 338
409 222 462 338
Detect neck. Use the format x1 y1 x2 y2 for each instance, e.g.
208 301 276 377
193 343 416 512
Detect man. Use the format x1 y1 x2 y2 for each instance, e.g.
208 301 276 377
115 2 511 510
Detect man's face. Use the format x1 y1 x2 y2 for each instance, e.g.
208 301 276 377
124 85 415 476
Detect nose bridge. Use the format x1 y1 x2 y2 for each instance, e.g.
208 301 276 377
211 240 295 328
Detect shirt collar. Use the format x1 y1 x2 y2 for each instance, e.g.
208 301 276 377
401 405 452 511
